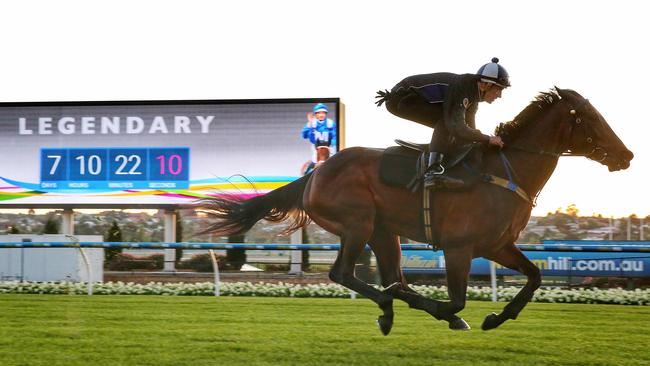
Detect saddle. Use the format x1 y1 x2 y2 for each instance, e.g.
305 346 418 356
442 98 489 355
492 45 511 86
379 140 480 190
378 140 483 249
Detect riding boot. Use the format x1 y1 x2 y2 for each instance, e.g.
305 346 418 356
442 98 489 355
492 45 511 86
423 152 464 189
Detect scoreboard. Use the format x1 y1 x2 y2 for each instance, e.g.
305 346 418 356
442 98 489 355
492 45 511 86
0 99 343 207
40 147 190 190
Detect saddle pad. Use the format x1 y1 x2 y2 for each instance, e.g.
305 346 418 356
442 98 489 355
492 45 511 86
379 146 420 188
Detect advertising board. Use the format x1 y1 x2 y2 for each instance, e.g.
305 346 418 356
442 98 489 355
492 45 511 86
402 250 649 277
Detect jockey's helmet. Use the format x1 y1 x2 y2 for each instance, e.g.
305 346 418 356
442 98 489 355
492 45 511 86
477 57 510 88
313 103 328 113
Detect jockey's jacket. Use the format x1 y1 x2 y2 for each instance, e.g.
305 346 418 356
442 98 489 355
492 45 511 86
387 72 490 152
302 118 337 147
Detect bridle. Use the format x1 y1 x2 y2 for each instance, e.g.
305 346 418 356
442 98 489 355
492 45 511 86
495 96 610 206
507 97 610 163
561 99 609 163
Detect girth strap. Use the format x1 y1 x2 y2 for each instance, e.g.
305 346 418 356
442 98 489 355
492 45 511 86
423 187 436 248
484 174 533 204
420 149 532 250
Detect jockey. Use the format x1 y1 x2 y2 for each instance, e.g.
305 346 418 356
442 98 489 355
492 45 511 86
302 103 337 172
375 57 509 189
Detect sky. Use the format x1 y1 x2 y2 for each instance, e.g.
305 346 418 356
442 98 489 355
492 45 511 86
1 1 648 217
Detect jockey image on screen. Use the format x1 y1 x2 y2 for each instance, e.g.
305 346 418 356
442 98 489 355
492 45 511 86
301 103 337 174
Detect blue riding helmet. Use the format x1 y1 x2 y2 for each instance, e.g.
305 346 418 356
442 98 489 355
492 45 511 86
313 103 329 113
477 57 511 88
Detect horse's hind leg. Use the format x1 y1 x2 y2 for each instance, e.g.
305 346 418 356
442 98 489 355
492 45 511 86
328 221 394 335
481 243 541 331
305 153 393 334
437 246 474 330
369 227 469 330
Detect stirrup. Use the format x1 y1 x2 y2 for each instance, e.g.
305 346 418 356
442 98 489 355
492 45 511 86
424 163 445 175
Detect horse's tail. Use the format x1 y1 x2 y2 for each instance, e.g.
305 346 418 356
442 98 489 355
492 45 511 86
199 174 312 237
375 89 390 107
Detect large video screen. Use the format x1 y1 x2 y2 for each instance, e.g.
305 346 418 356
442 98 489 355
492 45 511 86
0 99 343 207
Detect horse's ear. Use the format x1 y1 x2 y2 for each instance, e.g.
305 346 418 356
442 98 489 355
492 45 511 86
555 87 584 104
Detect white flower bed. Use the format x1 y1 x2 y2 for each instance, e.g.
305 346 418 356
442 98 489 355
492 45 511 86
0 281 648 305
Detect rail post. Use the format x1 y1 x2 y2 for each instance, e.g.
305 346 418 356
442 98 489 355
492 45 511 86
490 261 498 302
209 249 221 297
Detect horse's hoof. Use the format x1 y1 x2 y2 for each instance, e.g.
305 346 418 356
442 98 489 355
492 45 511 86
448 317 471 331
481 312 501 331
377 315 393 336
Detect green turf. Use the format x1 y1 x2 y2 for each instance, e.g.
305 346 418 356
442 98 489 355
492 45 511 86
0 295 648 366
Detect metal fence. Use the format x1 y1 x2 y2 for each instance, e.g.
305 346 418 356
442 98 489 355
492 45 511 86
1 240 649 298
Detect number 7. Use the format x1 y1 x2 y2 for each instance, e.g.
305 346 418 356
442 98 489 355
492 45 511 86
47 155 61 175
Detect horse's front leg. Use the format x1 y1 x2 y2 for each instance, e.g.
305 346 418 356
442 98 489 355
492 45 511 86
481 243 541 330
370 230 471 330
385 284 468 328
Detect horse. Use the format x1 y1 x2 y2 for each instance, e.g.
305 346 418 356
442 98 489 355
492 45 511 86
316 145 331 163
200 88 633 334
301 144 332 175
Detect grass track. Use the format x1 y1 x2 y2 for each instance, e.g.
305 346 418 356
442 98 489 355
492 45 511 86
1 295 648 366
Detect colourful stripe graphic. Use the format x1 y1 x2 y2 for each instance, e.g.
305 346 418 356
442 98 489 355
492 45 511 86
0 176 297 203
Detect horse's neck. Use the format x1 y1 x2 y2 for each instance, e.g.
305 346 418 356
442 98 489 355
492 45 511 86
498 106 567 198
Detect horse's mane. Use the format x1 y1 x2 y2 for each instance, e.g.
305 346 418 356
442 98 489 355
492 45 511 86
494 89 561 142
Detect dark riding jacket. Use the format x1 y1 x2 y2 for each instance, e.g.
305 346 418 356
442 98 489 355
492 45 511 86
385 72 490 153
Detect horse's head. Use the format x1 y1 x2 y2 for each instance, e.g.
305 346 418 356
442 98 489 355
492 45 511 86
556 88 633 171
316 145 331 163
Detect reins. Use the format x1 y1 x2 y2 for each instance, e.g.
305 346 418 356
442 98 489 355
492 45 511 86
506 144 561 158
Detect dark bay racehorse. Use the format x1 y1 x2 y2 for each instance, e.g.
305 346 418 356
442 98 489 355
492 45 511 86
201 88 633 334
316 145 331 163
301 145 332 175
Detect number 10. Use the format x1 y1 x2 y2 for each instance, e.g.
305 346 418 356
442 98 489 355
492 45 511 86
156 154 182 175
75 155 102 175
